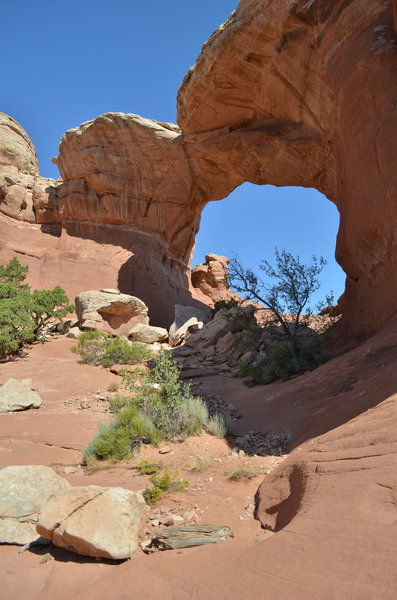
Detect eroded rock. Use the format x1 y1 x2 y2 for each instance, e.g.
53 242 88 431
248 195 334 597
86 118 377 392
0 378 42 412
129 323 168 343
37 485 147 559
75 289 149 336
0 465 70 545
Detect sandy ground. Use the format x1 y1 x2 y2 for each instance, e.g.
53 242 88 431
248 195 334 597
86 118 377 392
1 327 397 599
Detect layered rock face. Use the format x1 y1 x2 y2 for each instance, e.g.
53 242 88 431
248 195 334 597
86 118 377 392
0 114 60 225
1 0 396 339
177 0 397 341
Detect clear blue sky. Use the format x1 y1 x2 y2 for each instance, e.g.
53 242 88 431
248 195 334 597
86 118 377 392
1 0 345 305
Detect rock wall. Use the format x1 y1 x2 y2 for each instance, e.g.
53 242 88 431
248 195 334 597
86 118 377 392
177 0 397 341
1 0 396 339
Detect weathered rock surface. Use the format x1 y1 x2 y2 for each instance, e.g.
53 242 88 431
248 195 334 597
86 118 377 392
191 254 231 301
0 465 70 545
37 485 147 559
2 0 397 341
177 0 397 342
0 378 42 412
129 323 168 343
150 523 233 551
169 304 209 346
75 289 149 336
0 113 60 226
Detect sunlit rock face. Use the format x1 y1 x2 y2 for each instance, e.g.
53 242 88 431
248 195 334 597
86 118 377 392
176 0 397 341
1 0 397 338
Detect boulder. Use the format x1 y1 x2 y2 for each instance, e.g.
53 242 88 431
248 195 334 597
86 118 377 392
0 465 70 545
37 485 147 560
75 289 149 336
0 378 42 412
129 323 168 343
66 326 81 339
169 316 203 347
169 305 209 346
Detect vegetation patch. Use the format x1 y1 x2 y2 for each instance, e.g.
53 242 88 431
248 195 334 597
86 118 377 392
83 352 231 463
228 462 261 482
71 330 151 368
190 453 214 473
143 465 189 506
0 257 73 358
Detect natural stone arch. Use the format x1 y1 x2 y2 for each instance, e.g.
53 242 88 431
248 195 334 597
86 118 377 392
1 0 396 341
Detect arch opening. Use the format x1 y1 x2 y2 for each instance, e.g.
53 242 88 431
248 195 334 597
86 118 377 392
192 182 345 309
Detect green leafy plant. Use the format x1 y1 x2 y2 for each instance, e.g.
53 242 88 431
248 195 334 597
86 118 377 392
71 330 150 368
143 466 189 506
136 459 162 475
229 248 334 379
205 412 233 438
84 351 231 463
0 257 73 358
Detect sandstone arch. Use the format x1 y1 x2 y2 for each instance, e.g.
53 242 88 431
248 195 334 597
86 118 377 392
1 0 396 340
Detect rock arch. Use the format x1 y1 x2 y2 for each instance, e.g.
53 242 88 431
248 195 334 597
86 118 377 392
1 0 396 340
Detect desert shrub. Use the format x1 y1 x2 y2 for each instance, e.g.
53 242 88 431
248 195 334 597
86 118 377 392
84 351 231 463
205 412 233 438
228 462 261 482
83 407 160 462
126 352 201 439
136 459 163 475
143 466 189 506
71 330 150 368
190 453 214 472
107 393 129 413
107 380 120 392
0 257 73 358
238 358 274 385
211 297 239 318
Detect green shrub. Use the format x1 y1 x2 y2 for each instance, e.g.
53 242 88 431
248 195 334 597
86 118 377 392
71 330 150 368
107 393 129 413
143 466 189 506
136 459 162 475
211 297 239 318
0 257 73 357
84 351 232 463
206 412 233 438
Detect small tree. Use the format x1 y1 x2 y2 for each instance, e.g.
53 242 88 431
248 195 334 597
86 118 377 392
0 257 74 358
228 248 333 358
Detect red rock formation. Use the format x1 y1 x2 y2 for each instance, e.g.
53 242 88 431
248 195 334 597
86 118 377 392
191 254 231 301
177 0 397 342
2 0 397 340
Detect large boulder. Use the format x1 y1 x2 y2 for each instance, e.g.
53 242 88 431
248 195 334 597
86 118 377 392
0 465 70 545
37 485 147 559
129 323 168 343
75 289 149 336
0 378 42 412
169 305 209 346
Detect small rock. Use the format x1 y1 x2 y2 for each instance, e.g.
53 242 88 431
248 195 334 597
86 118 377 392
163 515 185 526
63 466 78 475
151 519 160 527
183 510 196 522
159 446 171 454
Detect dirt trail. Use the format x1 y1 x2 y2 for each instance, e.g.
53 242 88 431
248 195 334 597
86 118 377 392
1 324 397 599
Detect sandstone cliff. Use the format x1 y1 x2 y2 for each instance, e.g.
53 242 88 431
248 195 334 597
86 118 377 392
1 0 397 340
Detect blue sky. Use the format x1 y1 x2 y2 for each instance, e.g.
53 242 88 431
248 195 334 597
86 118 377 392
2 0 345 304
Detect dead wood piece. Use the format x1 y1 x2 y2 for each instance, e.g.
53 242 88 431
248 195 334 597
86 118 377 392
151 524 233 551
